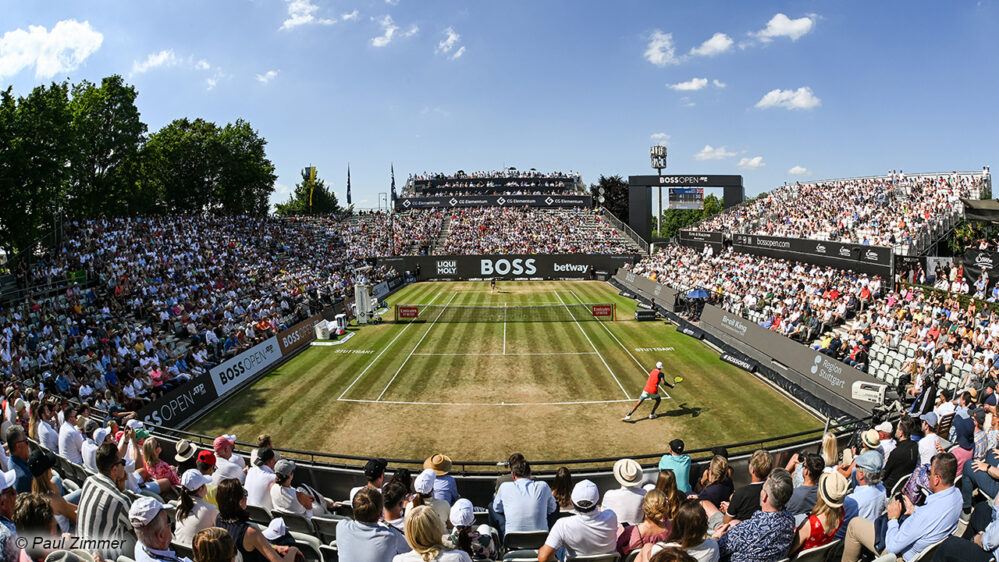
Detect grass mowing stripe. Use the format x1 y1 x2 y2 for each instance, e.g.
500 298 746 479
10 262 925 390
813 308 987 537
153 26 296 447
375 291 458 401
553 289 630 399
337 290 444 400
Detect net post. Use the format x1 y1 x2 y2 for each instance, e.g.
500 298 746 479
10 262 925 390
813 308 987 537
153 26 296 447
613 303 616 321
394 304 398 323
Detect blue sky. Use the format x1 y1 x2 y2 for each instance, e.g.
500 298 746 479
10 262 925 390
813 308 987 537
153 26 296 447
1 1 996 209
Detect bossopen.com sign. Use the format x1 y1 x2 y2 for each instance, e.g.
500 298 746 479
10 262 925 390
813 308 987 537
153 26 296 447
209 337 283 396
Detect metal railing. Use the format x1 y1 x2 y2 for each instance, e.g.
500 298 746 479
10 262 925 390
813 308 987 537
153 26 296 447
598 207 649 254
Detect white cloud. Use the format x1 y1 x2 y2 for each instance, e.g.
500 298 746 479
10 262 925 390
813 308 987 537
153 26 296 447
280 0 336 31
694 145 736 160
755 86 821 110
668 77 708 91
450 46 465 60
341 10 359 21
385 0 399 4
650 132 670 146
0 19 103 81
205 77 218 90
131 49 180 75
788 165 810 176
256 70 279 84
371 15 399 47
680 96 695 107
713 79 726 88
402 24 418 38
437 27 459 53
644 30 678 67
738 156 766 169
754 13 815 42
689 32 733 57
195 59 210 71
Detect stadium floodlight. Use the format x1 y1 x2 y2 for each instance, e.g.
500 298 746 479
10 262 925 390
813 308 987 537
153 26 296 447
650 145 668 236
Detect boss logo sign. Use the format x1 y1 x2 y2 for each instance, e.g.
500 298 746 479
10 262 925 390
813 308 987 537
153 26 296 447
142 382 214 426
209 337 282 396
277 315 321 355
480 258 537 276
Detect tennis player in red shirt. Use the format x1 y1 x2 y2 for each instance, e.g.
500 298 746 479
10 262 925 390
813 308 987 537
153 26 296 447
621 361 673 421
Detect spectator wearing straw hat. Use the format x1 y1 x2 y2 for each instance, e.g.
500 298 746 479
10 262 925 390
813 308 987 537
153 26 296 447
350 458 387 503
130 496 193 562
174 469 218 547
788 471 849 556
538 480 617 561
174 439 198 473
659 439 691 494
337 486 411 562
602 458 647 525
425 453 459 504
245 448 277 512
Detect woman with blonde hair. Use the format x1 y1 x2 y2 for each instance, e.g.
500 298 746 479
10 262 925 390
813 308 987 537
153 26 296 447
193 527 237 562
393 505 472 561
649 469 683 521
140 436 180 493
821 432 838 470
695 456 733 509
789 472 848 556
617 489 672 556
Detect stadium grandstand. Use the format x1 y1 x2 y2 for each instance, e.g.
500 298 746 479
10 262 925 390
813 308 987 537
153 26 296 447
2 164 998 562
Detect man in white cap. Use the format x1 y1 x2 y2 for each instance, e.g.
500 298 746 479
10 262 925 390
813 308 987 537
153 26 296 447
538 480 617 561
81 426 112 473
0 468 21 562
601 459 647 525
621 361 673 421
130 496 192 562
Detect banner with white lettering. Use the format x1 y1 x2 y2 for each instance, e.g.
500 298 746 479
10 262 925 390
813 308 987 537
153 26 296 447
396 195 591 210
730 234 893 277
208 337 283 396
379 255 640 280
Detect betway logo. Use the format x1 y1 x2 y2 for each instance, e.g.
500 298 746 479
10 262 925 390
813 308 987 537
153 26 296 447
553 263 587 272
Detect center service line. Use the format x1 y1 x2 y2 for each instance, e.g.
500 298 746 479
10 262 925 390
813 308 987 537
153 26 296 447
569 288 670 399
554 290 631 399
337 290 443 401
375 292 458 401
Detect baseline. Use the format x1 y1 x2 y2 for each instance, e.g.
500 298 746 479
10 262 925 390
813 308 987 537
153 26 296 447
411 351 597 357
338 398 634 407
553 290 631 399
336 290 444 400
375 292 458 401
570 288 671 400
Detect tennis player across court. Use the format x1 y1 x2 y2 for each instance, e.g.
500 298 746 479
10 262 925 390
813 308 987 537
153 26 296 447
621 361 682 421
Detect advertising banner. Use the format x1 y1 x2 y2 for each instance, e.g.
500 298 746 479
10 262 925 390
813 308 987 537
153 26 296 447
963 249 999 284
698 305 879 417
380 255 639 280
396 195 591 211
277 315 323 355
678 230 725 252
208 337 283 397
730 234 893 277
720 351 757 373
138 375 217 427
613 270 678 312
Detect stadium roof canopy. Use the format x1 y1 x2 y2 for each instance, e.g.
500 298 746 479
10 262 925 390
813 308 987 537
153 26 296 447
962 198 999 224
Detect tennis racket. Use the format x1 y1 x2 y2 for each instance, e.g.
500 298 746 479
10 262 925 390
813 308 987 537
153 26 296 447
659 376 683 392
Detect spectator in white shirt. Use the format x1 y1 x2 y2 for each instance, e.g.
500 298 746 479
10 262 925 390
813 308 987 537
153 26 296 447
538 480 618 561
212 435 245 485
919 412 941 466
57 406 84 464
601 458 647 525
245 448 276 513
173 470 219 547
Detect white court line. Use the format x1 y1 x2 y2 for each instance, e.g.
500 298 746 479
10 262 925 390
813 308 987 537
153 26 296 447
554 290 631 399
375 292 458 401
503 303 507 355
339 398 634 407
412 352 597 357
336 291 443 400
570 289 672 400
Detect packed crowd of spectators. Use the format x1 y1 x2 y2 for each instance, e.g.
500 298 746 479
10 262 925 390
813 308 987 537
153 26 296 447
695 172 986 249
0 216 397 415
309 210 446 257
630 244 882 361
436 208 638 255
403 170 582 198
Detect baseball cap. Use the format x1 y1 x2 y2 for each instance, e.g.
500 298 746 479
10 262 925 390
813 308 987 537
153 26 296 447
920 412 939 428
875 421 893 434
128 496 166 527
570 479 600 508
134 429 150 440
613 459 643 488
974 408 988 428
92 428 110 446
274 459 296 478
414 468 436 495
28 449 57 478
181 469 212 492
197 450 217 467
449 498 474 527
125 419 144 430
0 469 15 493
656 362 663 370
364 458 388 480
855 450 884 473
262 518 287 541
256 448 275 466
213 435 236 450
669 439 685 454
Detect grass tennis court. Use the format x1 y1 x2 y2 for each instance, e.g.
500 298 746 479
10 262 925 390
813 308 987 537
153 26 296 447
190 281 821 465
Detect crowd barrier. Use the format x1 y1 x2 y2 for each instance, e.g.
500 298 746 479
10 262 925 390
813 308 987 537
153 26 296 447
396 194 591 210
611 271 880 419
377 254 640 281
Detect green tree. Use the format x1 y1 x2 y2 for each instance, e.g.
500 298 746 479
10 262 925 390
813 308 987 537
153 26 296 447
213 119 276 215
0 83 74 256
275 168 344 216
67 75 147 216
590 175 629 222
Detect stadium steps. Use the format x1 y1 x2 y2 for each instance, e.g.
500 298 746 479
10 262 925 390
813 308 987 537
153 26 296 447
431 216 450 254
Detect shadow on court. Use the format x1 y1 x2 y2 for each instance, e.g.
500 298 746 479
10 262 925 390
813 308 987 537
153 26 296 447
623 402 702 423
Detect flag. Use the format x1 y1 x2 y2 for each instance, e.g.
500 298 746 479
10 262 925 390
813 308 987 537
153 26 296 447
391 163 397 202
346 164 352 205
